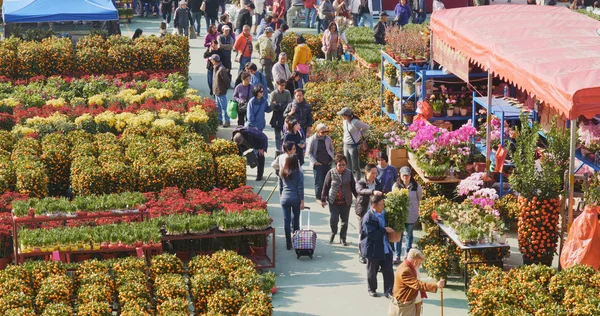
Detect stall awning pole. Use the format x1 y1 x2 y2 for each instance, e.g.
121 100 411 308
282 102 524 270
485 73 492 174
567 119 577 231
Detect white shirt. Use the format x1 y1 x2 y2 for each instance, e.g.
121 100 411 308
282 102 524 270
271 153 304 173
254 0 266 14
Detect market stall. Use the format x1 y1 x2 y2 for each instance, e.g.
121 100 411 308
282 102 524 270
430 5 600 265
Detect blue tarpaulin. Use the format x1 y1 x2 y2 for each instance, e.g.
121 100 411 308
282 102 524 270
2 0 118 23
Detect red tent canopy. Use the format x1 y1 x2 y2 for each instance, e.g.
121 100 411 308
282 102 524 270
430 5 600 120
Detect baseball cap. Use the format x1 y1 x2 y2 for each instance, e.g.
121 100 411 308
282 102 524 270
400 166 412 176
337 107 353 116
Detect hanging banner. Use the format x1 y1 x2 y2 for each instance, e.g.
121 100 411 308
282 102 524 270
432 34 470 83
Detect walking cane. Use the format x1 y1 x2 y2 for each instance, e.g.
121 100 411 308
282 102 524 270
256 173 273 195
440 279 445 316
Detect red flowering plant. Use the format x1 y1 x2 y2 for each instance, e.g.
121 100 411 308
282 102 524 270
0 192 28 213
0 212 13 258
145 187 192 218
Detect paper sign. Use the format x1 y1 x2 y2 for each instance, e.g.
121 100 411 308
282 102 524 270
136 247 145 258
432 35 470 83
52 251 61 262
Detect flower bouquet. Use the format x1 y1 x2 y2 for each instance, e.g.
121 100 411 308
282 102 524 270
577 122 600 156
384 188 410 239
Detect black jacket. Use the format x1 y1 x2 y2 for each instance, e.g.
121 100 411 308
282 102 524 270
189 0 203 12
232 126 269 152
355 178 383 217
204 0 219 17
373 21 386 45
273 30 284 55
203 47 225 71
236 8 253 30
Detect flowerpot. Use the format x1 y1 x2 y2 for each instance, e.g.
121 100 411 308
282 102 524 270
385 102 394 114
73 254 93 262
432 111 443 117
250 246 267 256
83 244 92 251
175 251 191 262
76 211 88 217
101 253 117 260
453 107 460 115
466 163 474 173
387 77 398 86
460 108 468 116
455 170 470 179
474 162 487 172
446 109 454 117
403 114 414 125
496 235 507 244
208 134 216 142
421 221 429 232
0 257 10 270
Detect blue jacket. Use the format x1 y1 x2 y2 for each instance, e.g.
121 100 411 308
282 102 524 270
360 209 388 260
280 169 304 204
232 126 269 152
246 96 272 131
394 3 412 26
251 71 269 92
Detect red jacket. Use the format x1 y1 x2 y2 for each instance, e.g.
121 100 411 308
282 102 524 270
305 0 316 9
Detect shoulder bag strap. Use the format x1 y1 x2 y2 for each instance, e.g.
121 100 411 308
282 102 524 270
345 120 358 145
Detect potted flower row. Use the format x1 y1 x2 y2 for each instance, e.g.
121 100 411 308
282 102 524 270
12 191 146 218
19 221 160 253
163 214 217 235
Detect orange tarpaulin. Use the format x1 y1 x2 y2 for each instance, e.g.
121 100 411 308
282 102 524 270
560 205 600 270
430 5 600 120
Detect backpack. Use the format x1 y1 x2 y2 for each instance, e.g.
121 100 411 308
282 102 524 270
359 0 370 14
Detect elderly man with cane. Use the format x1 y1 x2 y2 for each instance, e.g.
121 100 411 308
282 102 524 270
388 248 445 316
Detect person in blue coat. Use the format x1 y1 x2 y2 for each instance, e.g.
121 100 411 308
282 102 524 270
246 84 272 131
279 155 305 250
248 63 270 93
232 126 269 181
360 194 395 298
393 0 412 27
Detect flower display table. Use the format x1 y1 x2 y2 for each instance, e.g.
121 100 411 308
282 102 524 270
408 154 461 184
162 227 276 270
437 222 510 290
12 210 151 265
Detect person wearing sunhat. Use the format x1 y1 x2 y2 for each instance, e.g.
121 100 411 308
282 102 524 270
255 26 277 91
374 11 389 45
338 106 369 182
307 123 336 202
392 166 422 263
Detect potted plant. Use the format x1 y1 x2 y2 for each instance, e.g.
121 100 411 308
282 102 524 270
243 210 271 231
384 64 398 86
215 211 245 233
421 163 449 180
509 115 569 266
384 188 410 238
447 105 454 117
422 244 450 284
430 99 444 117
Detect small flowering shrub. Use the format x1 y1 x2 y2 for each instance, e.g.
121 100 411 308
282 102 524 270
215 155 247 190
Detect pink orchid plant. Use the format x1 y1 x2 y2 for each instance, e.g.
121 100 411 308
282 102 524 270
578 122 600 152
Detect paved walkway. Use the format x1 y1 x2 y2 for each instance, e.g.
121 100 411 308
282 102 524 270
119 9 548 313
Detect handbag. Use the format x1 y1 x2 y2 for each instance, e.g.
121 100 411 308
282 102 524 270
189 25 197 39
227 100 239 119
296 64 310 74
243 148 259 168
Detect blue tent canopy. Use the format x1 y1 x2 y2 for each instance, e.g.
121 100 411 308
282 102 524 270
2 0 118 23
